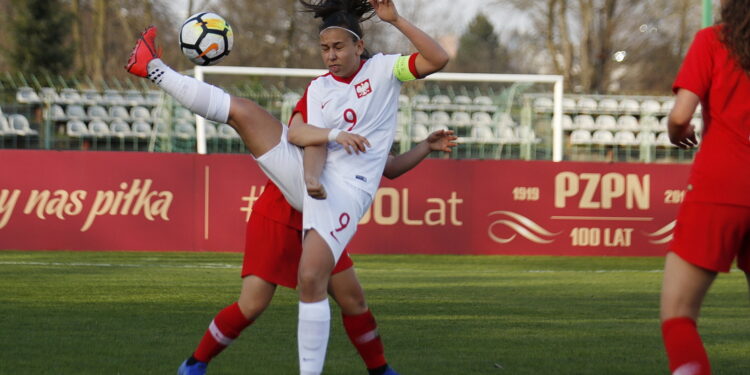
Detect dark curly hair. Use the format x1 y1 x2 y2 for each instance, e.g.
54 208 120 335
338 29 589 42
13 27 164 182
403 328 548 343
720 0 750 72
298 0 375 41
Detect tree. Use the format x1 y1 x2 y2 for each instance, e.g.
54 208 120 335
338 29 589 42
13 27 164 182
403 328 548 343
448 13 512 73
9 0 73 76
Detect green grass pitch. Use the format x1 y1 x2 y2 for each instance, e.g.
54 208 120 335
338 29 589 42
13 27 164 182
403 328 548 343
1 251 749 374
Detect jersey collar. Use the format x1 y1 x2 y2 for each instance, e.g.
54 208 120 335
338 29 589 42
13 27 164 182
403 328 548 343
330 59 366 84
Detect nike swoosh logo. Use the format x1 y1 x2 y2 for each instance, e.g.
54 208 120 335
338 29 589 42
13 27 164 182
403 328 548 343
198 43 219 58
321 99 332 109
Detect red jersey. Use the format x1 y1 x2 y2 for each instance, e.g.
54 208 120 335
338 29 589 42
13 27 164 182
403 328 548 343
251 180 302 230
673 26 750 207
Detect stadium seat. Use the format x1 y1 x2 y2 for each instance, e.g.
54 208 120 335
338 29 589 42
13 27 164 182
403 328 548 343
473 96 494 110
131 121 152 138
497 113 515 128
16 87 40 104
39 87 61 103
153 121 170 136
429 124 450 134
453 95 472 106
130 106 151 122
431 95 451 106
640 116 660 131
175 121 196 139
412 111 429 125
617 115 639 131
203 122 218 138
398 94 409 107
570 129 592 145
411 94 430 107
0 115 11 134
471 125 500 143
516 126 538 143
65 105 87 121
592 130 614 145
124 90 146 106
562 115 574 130
661 100 675 114
80 89 103 106
8 114 37 136
89 120 111 137
598 98 618 113
472 112 492 126
48 104 67 121
102 89 126 106
577 97 598 113
109 120 132 137
613 131 637 146
563 98 577 112
217 123 240 139
690 117 703 133
59 88 82 105
534 97 554 112
87 105 108 121
497 126 518 143
636 131 656 144
429 111 451 126
145 90 163 106
66 120 89 137
640 99 661 115
618 99 640 114
451 111 471 127
109 106 130 121
410 123 429 142
595 115 617 130
574 115 596 130
656 132 674 147
174 107 194 122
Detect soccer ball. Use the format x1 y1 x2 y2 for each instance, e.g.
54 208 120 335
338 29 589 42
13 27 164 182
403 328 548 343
180 12 233 66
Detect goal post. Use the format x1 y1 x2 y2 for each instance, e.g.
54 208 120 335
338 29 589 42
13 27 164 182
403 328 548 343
191 66 565 161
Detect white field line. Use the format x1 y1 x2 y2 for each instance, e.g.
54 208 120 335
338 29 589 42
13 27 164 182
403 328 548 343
0 261 662 273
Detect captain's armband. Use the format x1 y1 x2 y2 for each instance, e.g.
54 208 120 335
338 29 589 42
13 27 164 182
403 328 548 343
393 54 420 82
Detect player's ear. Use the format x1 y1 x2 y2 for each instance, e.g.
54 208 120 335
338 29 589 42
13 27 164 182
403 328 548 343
355 39 365 56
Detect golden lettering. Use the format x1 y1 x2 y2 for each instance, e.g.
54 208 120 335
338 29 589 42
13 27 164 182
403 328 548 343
373 187 399 225
424 198 446 225
82 191 115 231
152 191 174 221
448 192 463 226
627 174 650 209
24 190 51 219
579 173 601 209
401 188 423 225
65 190 87 216
600 173 624 209
555 172 578 208
0 189 21 229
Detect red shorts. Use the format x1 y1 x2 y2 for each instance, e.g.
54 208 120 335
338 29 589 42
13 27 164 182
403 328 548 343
670 201 750 273
241 213 354 289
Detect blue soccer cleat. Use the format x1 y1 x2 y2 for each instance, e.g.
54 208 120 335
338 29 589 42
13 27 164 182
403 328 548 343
382 366 400 375
177 358 207 375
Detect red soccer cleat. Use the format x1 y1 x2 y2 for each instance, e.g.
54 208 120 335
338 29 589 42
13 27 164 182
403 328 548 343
125 26 162 77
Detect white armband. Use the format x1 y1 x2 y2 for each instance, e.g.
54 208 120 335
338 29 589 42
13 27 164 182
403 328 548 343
328 128 342 142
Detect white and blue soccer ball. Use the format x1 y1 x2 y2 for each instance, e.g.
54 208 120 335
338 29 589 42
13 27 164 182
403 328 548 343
180 12 234 66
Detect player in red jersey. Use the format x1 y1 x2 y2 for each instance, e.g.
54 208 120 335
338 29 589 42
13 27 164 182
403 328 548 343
178 129 456 375
660 1 750 374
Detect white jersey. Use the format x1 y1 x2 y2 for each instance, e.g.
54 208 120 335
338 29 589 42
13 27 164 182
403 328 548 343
302 53 405 198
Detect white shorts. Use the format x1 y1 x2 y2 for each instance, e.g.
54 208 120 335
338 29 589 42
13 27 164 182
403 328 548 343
254 124 305 211
303 173 372 262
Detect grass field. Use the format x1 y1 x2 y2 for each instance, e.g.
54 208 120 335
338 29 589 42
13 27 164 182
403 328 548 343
1 251 749 374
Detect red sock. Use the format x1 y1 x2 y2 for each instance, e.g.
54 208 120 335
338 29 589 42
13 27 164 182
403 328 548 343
661 317 711 375
193 302 253 363
343 309 387 370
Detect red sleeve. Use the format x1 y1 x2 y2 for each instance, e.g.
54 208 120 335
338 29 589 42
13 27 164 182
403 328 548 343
290 84 311 125
673 27 716 100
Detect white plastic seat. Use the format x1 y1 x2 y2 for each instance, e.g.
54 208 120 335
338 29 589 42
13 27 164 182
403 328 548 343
218 123 240 139
8 114 37 135
516 126 537 142
598 98 619 113
429 111 450 126
473 96 493 107
0 115 10 134
498 126 519 143
619 99 640 114
144 90 163 106
617 115 639 131
109 106 130 121
124 90 145 106
636 131 656 144
410 123 429 142
89 120 111 137
574 115 596 130
109 120 131 137
411 95 430 107
80 89 103 106
656 132 674 147
471 125 500 143
59 88 82 105
472 112 492 126
661 100 675 114
130 106 151 122
203 122 218 139
65 105 87 120
412 111 429 125
640 99 661 115
450 111 471 126
131 121 152 138
87 105 108 120
592 130 614 145
102 89 125 106
48 104 67 121
577 97 598 113
453 95 472 106
39 87 61 103
497 113 515 128
595 115 617 130
691 117 703 133
175 121 196 139
562 115 574 130
570 130 592 145
640 116 660 131
563 98 577 112
16 87 40 104
430 95 451 106
66 120 89 137
613 131 637 145
174 107 194 121
398 94 410 107
534 97 554 112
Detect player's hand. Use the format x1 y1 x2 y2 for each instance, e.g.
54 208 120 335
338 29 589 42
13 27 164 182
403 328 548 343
305 177 327 199
335 131 371 155
426 129 458 152
369 0 399 23
670 125 699 149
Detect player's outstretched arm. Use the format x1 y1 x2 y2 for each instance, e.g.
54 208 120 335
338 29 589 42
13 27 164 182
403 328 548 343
370 0 449 77
288 116 371 155
668 89 700 149
383 129 457 179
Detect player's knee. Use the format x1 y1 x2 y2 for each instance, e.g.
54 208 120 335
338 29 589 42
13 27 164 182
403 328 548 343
337 292 368 315
236 297 269 320
298 270 328 297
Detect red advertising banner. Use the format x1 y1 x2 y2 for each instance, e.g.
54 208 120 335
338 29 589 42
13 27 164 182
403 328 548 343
0 150 690 256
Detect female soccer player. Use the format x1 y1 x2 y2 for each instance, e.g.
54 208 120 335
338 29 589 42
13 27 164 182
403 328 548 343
660 1 750 374
125 0 448 373
177 129 457 375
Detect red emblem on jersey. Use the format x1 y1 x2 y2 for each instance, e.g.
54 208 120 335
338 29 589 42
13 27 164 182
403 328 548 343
354 79 372 98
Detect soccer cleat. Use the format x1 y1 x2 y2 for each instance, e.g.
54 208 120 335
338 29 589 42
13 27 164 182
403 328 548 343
177 358 207 375
382 366 400 375
125 26 162 78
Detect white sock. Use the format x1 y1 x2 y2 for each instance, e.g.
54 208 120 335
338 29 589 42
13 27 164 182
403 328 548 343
146 59 230 123
298 299 330 375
